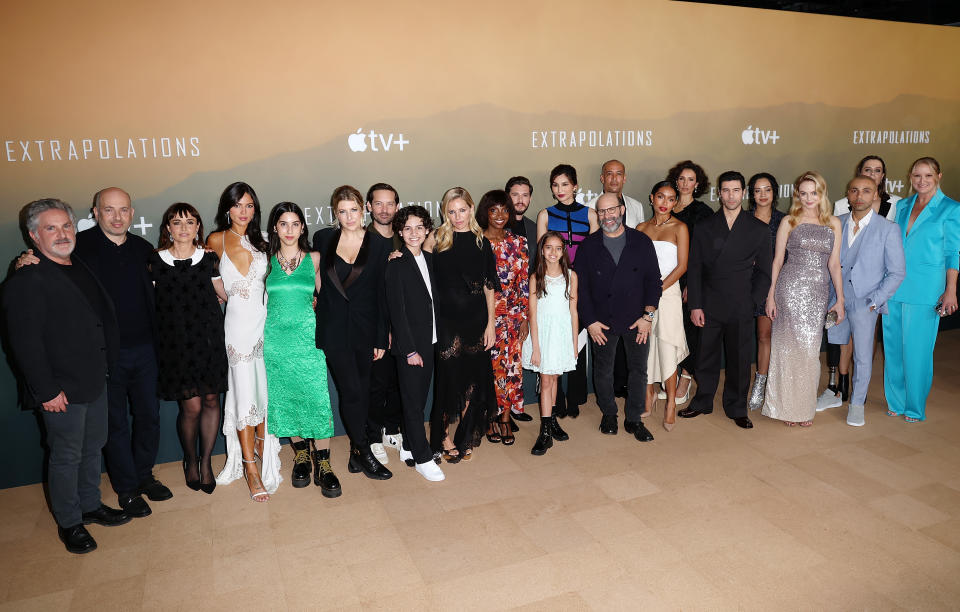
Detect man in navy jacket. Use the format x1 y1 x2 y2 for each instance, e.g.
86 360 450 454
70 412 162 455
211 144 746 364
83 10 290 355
574 193 662 441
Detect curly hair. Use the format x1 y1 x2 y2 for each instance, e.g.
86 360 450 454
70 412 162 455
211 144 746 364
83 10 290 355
665 160 709 198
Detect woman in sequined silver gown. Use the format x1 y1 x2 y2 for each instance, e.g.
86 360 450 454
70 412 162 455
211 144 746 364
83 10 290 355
762 172 844 426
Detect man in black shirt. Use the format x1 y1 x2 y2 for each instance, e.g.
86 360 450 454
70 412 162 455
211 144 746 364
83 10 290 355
19 188 170 516
4 199 129 553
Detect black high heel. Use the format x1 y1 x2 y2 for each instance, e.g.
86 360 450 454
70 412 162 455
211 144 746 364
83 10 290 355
183 460 201 491
199 457 215 494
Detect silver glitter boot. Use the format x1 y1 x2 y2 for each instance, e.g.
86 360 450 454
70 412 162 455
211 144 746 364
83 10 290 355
748 373 767 411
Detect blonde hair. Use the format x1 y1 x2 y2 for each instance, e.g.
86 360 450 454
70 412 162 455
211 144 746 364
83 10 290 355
434 187 483 252
908 156 942 195
787 171 832 227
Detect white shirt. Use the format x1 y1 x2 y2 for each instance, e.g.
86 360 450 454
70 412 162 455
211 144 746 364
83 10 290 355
847 209 873 248
413 252 437 344
585 193 646 227
834 194 900 220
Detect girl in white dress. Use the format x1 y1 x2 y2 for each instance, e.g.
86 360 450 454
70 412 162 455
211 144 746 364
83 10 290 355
208 182 281 501
522 231 578 455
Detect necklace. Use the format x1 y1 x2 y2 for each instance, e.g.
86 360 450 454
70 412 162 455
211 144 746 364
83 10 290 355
655 216 672 227
169 245 194 260
228 228 244 239
277 249 302 273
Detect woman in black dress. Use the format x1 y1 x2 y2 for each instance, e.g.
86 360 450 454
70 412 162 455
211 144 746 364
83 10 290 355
665 160 713 404
431 187 501 462
149 203 229 493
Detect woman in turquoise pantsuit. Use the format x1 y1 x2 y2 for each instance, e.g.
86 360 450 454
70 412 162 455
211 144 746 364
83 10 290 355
883 157 960 422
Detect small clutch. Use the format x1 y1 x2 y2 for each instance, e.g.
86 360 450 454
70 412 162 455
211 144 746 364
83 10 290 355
824 311 838 329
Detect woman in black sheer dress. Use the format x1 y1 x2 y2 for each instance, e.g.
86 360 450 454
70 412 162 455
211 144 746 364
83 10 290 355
430 187 501 462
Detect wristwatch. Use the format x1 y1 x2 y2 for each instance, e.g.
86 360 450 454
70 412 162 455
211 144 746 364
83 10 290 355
642 311 656 322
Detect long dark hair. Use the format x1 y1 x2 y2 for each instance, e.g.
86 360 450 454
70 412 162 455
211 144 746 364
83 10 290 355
855 155 892 204
666 160 709 198
533 231 571 300
266 202 311 257
747 173 780 211
214 181 268 252
156 202 205 250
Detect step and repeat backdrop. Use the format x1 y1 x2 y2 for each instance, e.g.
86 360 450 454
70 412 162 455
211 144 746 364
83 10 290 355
2 0 958 487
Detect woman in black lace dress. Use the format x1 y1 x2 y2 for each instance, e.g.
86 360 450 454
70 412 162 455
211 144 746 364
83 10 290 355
430 187 501 462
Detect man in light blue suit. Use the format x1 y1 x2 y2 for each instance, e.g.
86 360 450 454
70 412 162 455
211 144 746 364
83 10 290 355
825 177 905 426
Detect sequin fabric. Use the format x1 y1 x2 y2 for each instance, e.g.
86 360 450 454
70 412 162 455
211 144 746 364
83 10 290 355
762 223 834 423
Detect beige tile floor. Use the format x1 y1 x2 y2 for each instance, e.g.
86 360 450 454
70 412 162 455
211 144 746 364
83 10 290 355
2 332 960 611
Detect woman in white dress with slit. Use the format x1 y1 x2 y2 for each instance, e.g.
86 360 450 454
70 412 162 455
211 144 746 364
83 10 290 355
208 182 281 501
637 180 690 431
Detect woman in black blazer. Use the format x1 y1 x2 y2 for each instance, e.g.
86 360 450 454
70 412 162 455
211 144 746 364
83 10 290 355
312 185 392 481
384 205 445 481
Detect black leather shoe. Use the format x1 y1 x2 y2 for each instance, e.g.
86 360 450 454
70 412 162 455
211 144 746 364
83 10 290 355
733 416 754 429
531 420 553 456
347 445 393 480
623 420 639 434
58 524 97 554
614 385 628 398
291 440 312 488
547 416 569 441
117 495 151 518
83 504 133 526
678 407 711 419
631 422 655 442
138 478 173 501
511 411 533 422
599 415 618 435
313 447 342 498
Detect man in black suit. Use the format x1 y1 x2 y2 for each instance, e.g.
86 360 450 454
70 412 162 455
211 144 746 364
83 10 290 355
574 193 662 442
3 199 130 554
679 171 772 428
384 205 445 481
505 176 538 424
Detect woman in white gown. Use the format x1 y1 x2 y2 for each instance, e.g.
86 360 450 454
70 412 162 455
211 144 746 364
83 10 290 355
208 182 281 501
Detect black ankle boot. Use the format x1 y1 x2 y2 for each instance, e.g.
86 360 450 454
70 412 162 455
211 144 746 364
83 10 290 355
838 374 850 402
547 416 569 441
312 446 341 498
291 440 311 488
347 445 393 480
531 419 553 456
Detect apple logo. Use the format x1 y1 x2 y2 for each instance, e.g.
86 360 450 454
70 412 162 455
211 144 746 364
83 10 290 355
348 129 367 152
77 213 96 232
741 126 755 145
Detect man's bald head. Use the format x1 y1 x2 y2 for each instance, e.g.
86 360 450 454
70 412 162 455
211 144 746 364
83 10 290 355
92 187 134 242
600 159 626 196
846 176 876 214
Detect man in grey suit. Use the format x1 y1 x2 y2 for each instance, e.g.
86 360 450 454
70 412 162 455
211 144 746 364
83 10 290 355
823 176 906 426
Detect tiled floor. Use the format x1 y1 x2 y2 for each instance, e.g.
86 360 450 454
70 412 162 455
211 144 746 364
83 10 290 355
2 332 959 610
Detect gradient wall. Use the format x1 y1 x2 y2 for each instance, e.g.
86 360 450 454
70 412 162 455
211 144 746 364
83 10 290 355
2 0 958 487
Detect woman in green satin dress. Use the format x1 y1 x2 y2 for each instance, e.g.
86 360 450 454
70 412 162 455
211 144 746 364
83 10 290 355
264 202 340 497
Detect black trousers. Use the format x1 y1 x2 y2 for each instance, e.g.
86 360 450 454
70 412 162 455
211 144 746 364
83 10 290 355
326 346 375 448
689 316 753 419
41 385 108 527
396 350 435 464
367 351 403 440
591 333 648 422
104 343 160 495
613 337 628 390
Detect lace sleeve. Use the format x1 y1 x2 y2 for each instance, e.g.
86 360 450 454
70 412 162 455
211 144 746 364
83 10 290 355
481 238 501 292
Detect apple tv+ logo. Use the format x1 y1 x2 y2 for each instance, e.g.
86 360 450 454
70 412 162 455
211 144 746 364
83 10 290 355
741 126 779 145
347 129 410 153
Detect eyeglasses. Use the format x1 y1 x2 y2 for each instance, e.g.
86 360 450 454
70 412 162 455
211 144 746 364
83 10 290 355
596 206 623 217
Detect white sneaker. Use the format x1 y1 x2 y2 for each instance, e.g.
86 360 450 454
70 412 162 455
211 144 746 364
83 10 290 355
399 447 414 466
415 460 445 482
383 431 403 452
370 442 388 464
816 389 842 412
846 404 865 427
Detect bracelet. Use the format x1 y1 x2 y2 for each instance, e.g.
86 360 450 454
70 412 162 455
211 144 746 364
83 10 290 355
407 351 418 358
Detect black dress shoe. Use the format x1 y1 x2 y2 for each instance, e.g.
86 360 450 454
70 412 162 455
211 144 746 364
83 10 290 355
614 385 628 398
138 478 173 501
678 407 711 419
511 411 533 422
347 446 393 480
83 504 133 526
599 415 618 435
117 494 151 518
631 422 655 442
58 524 97 554
733 416 754 429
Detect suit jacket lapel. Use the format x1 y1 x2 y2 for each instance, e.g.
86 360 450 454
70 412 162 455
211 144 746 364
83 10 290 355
715 210 743 263
324 229 349 301
343 230 370 291
905 189 942 240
